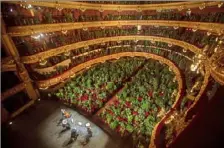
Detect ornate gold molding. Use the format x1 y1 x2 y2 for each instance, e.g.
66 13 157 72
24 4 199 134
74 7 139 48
165 64 210 147
210 69 224 85
1 56 15 65
33 48 103 74
186 94 195 101
208 51 224 85
36 52 184 89
1 18 39 100
1 63 17 72
34 59 71 74
8 20 224 37
1 57 17 72
21 36 201 64
5 1 221 12
33 45 192 74
1 83 26 101
149 58 212 148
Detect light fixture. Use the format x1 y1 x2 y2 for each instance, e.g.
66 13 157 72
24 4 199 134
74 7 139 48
64 50 71 56
99 8 104 12
27 4 32 9
38 98 41 101
218 2 223 8
10 8 13 12
173 77 176 82
80 8 86 12
178 6 184 11
137 25 142 31
39 59 47 66
134 40 139 43
214 47 218 52
207 32 211 36
169 67 172 71
61 30 67 34
39 87 49 90
9 122 13 125
83 27 88 31
84 46 89 50
199 3 206 10
190 63 199 72
71 74 76 78
168 44 173 47
186 9 191 16
31 34 41 40
136 7 142 12
78 122 82 125
197 54 203 59
192 28 197 32
100 26 105 29
117 40 121 44
215 37 219 42
173 26 179 30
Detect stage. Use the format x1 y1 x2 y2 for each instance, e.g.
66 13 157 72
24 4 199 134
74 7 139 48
2 100 120 148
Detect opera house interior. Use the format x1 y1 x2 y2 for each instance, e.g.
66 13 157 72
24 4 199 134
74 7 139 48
1 1 224 148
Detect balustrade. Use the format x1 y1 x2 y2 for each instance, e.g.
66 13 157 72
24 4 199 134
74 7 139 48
2 3 224 26
12 26 217 56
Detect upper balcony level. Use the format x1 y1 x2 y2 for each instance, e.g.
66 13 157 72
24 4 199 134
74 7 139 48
1 2 224 27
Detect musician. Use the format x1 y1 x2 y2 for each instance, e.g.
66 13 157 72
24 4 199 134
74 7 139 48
58 109 72 126
69 122 93 146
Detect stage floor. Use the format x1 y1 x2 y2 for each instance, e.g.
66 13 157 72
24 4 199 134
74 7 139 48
2 100 120 148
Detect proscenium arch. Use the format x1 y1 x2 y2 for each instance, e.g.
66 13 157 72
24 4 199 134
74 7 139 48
21 36 202 64
5 1 220 12
8 20 224 36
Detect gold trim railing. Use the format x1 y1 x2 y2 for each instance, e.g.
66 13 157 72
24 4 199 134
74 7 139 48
1 63 17 72
21 36 201 64
1 56 17 72
6 1 220 12
165 63 210 147
33 45 193 74
1 83 26 101
34 59 71 74
208 51 224 85
36 51 183 88
8 20 224 36
1 56 14 65
210 68 224 85
33 48 103 74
